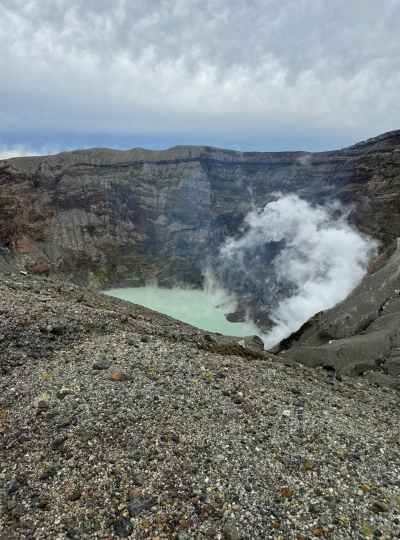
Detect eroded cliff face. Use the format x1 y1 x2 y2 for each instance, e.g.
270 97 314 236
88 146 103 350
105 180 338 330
1 130 400 308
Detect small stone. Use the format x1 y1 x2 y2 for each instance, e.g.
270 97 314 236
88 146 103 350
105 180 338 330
222 522 239 540
92 369 100 376
92 361 110 370
297 535 306 540
81 432 94 443
58 417 71 428
87 318 93 325
140 335 150 343
129 499 144 517
128 489 142 501
132 476 143 487
128 450 139 460
281 456 290 468
7 500 17 510
193 412 202 419
52 326 64 335
57 387 70 399
237 340 245 349
114 516 133 538
51 435 66 450
206 527 217 536
376 501 389 512
131 313 138 319
361 484 371 492
313 529 323 538
38 400 50 409
362 521 373 537
233 396 244 405
39 466 57 480
303 460 315 470
111 370 122 381
69 488 83 501
120 372 134 382
281 487 293 498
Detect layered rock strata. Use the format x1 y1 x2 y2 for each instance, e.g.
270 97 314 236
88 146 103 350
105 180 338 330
1 130 400 301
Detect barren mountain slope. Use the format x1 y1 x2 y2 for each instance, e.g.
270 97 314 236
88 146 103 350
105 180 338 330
0 272 399 540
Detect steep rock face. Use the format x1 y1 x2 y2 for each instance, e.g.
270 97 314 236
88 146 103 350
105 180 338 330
272 238 400 388
1 130 400 301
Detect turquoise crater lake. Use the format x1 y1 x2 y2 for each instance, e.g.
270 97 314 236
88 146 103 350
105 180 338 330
105 287 253 337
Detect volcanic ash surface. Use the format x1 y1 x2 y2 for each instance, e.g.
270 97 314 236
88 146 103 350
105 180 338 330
0 273 399 540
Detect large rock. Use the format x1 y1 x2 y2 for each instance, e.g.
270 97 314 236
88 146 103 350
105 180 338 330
272 238 400 386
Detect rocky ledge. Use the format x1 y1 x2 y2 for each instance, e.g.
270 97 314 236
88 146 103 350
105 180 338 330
1 273 400 540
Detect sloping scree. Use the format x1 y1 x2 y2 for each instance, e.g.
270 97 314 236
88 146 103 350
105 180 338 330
273 238 400 387
0 272 399 540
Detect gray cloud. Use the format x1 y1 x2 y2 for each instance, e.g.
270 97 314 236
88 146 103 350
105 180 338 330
1 0 399 152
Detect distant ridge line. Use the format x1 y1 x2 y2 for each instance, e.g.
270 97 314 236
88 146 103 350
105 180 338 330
345 129 400 150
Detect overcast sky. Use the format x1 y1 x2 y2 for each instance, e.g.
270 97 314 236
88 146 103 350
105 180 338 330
1 0 399 158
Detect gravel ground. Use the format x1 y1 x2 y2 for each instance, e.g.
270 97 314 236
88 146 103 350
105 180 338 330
1 272 400 540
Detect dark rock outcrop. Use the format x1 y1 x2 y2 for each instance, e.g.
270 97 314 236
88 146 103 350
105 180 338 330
1 129 400 327
272 238 400 388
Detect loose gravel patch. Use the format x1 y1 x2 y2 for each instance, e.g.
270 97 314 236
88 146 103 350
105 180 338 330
1 273 400 540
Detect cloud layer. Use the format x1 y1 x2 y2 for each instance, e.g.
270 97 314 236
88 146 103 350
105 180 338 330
1 0 400 154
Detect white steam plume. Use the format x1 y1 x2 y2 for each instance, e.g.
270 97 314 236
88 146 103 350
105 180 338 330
218 194 378 348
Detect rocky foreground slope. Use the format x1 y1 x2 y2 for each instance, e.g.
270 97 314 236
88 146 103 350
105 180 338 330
1 130 400 324
1 272 400 540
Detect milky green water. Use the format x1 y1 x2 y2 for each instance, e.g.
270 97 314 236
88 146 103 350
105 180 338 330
105 286 251 336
